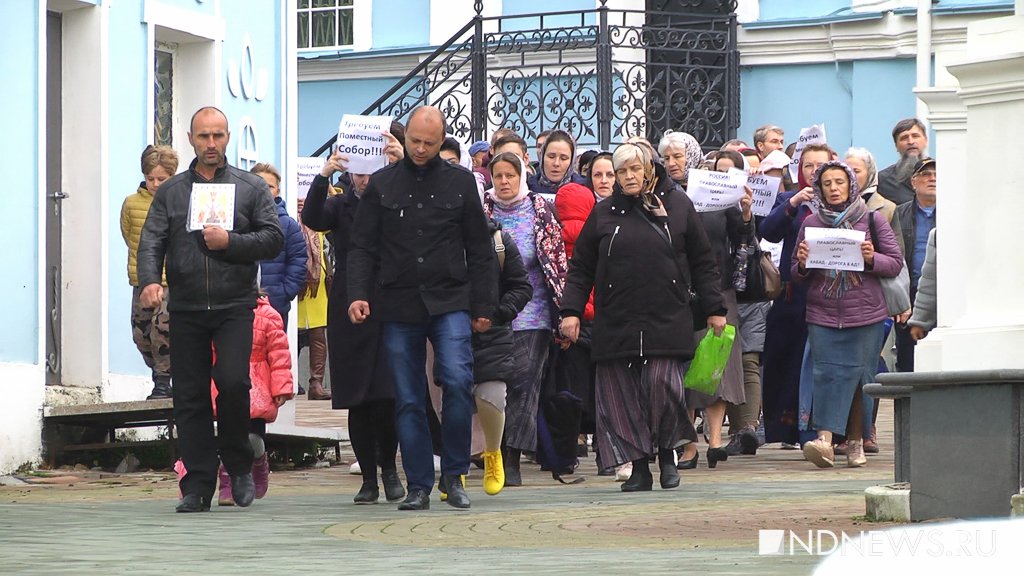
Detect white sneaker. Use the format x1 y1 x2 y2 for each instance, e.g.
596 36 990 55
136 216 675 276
349 461 361 475
433 454 442 473
614 462 633 482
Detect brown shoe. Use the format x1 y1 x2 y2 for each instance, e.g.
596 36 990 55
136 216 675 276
308 383 332 400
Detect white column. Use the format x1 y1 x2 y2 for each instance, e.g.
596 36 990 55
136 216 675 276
931 12 1024 372
909 87 966 372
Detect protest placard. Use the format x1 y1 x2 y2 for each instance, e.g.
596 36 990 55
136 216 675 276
804 227 865 272
759 238 784 269
294 157 324 200
336 114 393 175
789 123 827 182
747 173 782 217
686 168 748 212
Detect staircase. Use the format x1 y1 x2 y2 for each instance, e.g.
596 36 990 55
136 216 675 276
311 0 739 157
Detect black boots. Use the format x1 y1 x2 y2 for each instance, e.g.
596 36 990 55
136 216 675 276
658 449 680 489
621 458 653 492
147 380 171 400
381 468 406 502
503 447 522 487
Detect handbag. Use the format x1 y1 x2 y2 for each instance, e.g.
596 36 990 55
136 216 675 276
735 241 783 303
867 210 911 316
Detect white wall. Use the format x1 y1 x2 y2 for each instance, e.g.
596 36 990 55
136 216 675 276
0 364 46 473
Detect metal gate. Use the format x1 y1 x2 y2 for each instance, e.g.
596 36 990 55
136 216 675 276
312 0 738 155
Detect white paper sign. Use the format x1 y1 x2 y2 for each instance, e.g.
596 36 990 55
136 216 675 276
188 183 235 231
747 173 781 217
804 227 865 272
336 114 393 175
295 157 324 200
789 123 827 182
686 168 748 212
759 238 784 269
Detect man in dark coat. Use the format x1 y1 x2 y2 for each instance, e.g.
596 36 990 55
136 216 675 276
877 118 928 206
892 157 937 373
137 106 284 513
347 106 498 510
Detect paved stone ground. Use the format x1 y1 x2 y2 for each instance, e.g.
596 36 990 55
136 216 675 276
0 400 900 575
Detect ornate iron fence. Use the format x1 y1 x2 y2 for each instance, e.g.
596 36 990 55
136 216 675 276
311 0 737 156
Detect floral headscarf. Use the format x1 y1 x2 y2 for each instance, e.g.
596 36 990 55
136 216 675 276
810 160 869 299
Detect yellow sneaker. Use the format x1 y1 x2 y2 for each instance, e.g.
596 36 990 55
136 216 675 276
482 450 505 495
437 474 465 501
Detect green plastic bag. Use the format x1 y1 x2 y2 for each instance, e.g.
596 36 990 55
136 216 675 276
684 324 736 395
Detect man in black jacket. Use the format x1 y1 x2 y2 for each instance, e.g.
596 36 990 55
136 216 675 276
892 157 937 373
348 106 497 510
137 106 284 513
878 118 928 206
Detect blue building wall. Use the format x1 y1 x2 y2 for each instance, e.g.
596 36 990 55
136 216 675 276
737 58 917 169
0 1 39 363
106 1 151 376
372 0 430 49
298 77 404 156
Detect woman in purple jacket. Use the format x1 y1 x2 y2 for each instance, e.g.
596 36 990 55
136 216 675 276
792 161 902 469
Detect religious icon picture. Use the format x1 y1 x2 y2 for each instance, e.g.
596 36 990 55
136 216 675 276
188 183 235 231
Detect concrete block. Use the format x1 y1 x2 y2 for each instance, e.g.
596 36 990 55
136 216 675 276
865 483 911 523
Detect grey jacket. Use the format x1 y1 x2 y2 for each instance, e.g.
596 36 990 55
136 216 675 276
908 228 937 332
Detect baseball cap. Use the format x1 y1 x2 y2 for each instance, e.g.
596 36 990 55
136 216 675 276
469 141 490 156
913 157 936 175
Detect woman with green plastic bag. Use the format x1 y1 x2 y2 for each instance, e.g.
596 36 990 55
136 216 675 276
559 142 727 493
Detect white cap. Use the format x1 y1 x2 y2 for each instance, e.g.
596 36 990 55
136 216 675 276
760 150 792 172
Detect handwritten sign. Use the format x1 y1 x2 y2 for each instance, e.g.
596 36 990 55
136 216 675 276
804 227 865 272
336 114 393 175
294 157 324 200
188 183 235 231
747 173 781 217
759 238 784 269
686 168 748 212
789 123 827 182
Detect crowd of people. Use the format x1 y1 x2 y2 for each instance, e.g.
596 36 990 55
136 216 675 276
128 104 940 513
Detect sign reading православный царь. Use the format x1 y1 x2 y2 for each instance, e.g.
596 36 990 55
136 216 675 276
686 168 748 212
336 114 394 175
804 227 865 272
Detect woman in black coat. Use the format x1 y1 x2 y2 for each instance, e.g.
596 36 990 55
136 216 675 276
559 143 727 492
468 220 533 496
301 149 402 505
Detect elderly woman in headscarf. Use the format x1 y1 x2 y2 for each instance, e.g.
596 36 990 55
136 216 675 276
792 160 903 469
527 129 588 200
559 142 727 492
657 130 704 190
483 151 568 487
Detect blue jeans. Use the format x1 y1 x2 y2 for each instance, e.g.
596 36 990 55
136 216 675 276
383 311 474 492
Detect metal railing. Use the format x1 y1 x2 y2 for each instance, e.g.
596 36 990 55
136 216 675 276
311 0 738 157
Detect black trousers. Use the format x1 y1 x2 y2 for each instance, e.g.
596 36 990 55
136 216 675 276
170 307 255 499
348 399 398 485
894 285 919 373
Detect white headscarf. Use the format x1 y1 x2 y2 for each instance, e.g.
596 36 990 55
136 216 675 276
485 153 530 208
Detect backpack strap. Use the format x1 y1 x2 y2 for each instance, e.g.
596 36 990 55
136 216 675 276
493 230 506 270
